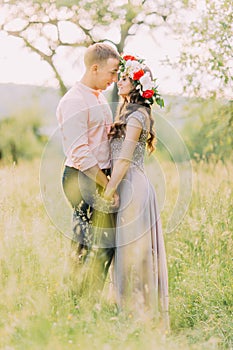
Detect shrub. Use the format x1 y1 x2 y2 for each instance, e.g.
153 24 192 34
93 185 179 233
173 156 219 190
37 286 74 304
181 99 233 163
0 107 47 164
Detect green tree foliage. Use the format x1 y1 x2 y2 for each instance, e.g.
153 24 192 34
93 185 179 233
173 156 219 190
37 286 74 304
182 99 233 163
0 108 47 164
0 0 171 95
170 0 232 163
176 0 232 98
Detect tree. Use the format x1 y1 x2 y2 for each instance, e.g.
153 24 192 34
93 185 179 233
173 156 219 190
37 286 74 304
1 0 172 96
174 0 232 98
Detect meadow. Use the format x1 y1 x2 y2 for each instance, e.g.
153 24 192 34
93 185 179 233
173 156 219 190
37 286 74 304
0 158 232 350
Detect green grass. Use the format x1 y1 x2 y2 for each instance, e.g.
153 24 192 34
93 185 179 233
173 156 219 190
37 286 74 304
0 159 232 349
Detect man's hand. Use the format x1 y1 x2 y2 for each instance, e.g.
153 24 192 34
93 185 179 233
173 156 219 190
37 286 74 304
104 183 119 210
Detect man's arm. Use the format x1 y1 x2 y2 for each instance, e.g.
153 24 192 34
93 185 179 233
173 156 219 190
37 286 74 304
83 165 109 189
57 98 109 187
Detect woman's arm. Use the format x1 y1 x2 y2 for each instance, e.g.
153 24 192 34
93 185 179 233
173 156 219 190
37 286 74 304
104 117 142 199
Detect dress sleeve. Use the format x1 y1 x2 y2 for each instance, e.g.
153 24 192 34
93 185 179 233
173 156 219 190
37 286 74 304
127 111 148 131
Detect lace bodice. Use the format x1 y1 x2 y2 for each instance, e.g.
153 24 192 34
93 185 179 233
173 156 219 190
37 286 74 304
110 111 148 171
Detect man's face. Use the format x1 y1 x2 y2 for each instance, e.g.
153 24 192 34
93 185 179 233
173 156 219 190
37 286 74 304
95 58 119 90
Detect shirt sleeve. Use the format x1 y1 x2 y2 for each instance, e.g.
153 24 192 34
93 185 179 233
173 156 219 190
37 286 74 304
57 97 98 171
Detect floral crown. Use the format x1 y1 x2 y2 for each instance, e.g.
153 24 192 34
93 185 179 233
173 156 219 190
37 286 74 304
119 54 164 107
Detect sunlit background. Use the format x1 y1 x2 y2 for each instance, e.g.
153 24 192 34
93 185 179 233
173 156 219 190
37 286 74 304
0 1 232 349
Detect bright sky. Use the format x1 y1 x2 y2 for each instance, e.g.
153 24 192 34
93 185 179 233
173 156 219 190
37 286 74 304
0 25 183 95
2 1 230 98
4 0 232 99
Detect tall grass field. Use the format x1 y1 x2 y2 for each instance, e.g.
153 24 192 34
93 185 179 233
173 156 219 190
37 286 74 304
0 159 232 349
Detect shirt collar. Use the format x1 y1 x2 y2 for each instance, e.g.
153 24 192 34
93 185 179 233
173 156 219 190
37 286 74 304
77 81 101 97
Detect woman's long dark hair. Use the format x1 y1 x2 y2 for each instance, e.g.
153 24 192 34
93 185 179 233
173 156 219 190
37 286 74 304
109 67 156 154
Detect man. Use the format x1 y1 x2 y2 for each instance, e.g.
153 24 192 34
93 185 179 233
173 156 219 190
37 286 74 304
56 43 120 293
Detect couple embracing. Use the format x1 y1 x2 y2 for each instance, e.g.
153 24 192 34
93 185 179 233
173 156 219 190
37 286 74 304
56 43 169 328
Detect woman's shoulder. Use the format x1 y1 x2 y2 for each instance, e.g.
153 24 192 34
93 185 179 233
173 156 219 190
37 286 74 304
126 109 149 130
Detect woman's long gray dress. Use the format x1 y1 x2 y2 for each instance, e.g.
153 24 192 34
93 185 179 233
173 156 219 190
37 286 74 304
111 110 169 324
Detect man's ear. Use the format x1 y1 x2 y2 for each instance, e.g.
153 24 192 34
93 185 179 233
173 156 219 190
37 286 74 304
91 64 98 73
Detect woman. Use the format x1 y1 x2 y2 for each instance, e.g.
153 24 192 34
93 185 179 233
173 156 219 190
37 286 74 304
104 55 169 327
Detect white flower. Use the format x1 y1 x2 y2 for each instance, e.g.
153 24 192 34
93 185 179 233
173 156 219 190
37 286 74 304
125 60 141 71
125 60 144 78
139 72 154 91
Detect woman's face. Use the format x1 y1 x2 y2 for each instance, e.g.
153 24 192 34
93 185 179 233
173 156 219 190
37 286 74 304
117 74 133 98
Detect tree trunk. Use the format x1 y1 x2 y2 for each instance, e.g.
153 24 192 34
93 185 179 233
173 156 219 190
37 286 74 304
10 142 18 164
110 83 120 119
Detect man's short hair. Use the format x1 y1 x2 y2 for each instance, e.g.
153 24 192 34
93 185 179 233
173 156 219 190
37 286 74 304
84 42 120 67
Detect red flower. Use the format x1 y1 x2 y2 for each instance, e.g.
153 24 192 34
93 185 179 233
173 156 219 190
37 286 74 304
123 55 136 61
133 69 144 80
142 90 155 99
